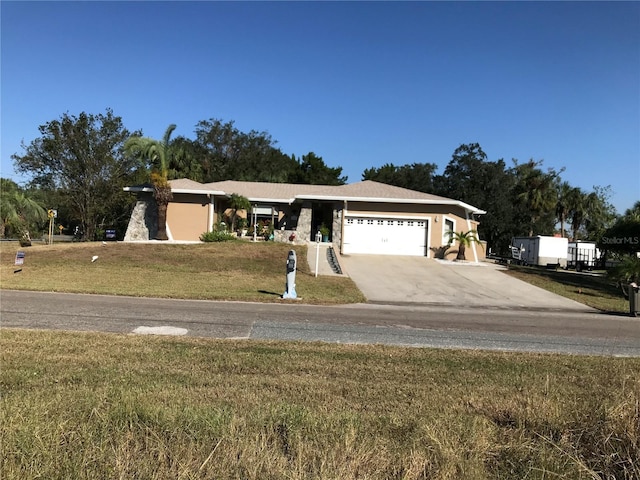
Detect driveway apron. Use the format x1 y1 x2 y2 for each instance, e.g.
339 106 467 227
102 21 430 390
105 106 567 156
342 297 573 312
338 254 595 311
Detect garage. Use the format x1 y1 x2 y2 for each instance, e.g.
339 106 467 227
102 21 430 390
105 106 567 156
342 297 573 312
342 216 428 256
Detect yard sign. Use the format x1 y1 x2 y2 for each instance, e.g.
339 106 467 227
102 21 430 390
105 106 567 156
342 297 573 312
15 251 25 266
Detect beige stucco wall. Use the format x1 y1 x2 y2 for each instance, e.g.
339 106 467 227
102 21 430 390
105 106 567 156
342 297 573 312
167 194 211 241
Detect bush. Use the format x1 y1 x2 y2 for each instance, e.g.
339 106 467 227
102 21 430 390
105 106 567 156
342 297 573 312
200 230 237 242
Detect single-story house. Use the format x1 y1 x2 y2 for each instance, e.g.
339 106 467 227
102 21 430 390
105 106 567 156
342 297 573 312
123 179 486 261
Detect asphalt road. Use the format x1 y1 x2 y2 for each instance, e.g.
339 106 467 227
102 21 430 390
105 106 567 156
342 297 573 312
2 290 639 357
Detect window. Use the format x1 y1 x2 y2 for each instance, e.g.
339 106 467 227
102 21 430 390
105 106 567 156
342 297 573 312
443 218 455 245
397 220 404 226
377 220 384 225
347 218 353 224
367 219 374 225
357 219 364 225
387 220 394 225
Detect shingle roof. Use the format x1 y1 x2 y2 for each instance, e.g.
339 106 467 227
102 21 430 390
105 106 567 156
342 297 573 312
166 179 485 214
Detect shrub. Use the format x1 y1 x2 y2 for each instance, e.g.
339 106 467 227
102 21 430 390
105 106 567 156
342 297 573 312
200 230 237 242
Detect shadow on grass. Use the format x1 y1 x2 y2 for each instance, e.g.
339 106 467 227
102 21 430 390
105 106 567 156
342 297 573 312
258 290 282 297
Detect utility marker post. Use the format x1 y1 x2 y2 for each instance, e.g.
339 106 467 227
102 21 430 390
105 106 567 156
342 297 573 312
282 250 297 299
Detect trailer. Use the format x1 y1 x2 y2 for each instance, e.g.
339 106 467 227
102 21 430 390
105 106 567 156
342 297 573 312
511 236 568 268
567 241 601 271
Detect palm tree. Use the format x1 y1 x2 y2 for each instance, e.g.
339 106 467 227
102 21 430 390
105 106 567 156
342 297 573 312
513 160 562 236
446 230 482 261
555 181 572 238
567 187 586 241
0 183 48 240
125 125 177 240
228 193 251 232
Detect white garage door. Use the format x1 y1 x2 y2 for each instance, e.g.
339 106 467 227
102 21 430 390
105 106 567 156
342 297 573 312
342 217 428 256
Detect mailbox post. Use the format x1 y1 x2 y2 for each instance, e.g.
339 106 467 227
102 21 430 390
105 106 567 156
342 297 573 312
315 231 322 277
283 250 297 299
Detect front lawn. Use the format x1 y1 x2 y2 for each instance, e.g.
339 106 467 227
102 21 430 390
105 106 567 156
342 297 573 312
0 241 365 305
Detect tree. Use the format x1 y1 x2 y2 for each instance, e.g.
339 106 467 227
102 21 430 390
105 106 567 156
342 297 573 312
194 118 298 183
167 136 206 182
582 186 617 242
600 217 640 288
362 162 437 192
555 181 573 238
228 193 251 232
11 109 140 241
434 143 515 254
125 124 179 240
446 230 483 261
623 201 640 222
0 179 48 239
292 152 347 185
512 160 562 236
566 187 586 240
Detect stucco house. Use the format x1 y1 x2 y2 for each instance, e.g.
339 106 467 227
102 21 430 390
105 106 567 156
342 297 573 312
123 179 486 261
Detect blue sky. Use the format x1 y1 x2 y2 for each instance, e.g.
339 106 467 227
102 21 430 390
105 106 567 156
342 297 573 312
2 1 638 214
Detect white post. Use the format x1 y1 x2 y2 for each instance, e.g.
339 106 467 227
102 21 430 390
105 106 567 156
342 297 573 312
253 205 257 242
315 231 322 277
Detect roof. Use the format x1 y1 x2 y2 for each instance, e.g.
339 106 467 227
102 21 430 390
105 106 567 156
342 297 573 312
197 179 485 214
125 179 485 214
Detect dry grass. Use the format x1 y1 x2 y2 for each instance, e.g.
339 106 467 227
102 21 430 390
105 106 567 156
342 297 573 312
1 329 639 479
0 241 365 304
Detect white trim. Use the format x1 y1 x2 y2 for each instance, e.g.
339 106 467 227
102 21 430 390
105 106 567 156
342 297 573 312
123 186 226 196
442 216 456 247
123 186 154 193
208 196 215 233
173 188 226 195
244 197 297 204
296 194 486 214
425 217 432 259
345 212 430 220
465 212 479 263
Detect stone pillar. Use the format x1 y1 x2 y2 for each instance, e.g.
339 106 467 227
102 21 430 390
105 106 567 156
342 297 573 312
296 202 313 243
332 203 343 248
124 194 158 241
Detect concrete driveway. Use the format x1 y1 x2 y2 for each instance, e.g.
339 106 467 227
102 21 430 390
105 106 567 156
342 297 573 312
337 254 595 312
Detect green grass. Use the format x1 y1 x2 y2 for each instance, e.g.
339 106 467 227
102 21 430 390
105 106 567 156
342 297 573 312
1 329 639 480
503 264 628 314
0 241 365 304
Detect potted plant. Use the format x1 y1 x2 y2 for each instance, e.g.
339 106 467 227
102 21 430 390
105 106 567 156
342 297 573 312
237 217 248 236
319 223 330 242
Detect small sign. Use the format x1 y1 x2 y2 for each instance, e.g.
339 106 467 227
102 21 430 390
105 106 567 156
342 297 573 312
105 229 116 240
15 251 25 266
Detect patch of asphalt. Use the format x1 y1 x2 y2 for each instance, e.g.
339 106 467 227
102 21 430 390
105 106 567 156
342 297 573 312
249 320 640 357
363 300 599 314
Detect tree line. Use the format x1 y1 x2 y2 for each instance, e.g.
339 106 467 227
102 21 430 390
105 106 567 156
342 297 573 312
4 108 638 259
363 143 623 254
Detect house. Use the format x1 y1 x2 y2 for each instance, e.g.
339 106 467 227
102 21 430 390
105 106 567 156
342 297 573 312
123 179 486 261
